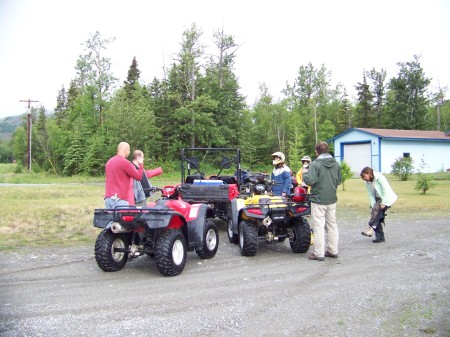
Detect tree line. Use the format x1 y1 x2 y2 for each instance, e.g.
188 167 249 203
4 24 449 175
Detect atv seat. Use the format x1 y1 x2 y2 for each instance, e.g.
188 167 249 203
185 173 204 184
193 179 223 186
219 176 237 185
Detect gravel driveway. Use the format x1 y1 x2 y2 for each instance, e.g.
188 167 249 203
0 217 449 337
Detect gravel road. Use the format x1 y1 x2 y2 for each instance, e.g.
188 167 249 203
0 217 449 337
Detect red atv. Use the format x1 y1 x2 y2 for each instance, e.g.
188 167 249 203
93 185 219 276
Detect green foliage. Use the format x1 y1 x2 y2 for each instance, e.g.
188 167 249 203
336 89 352 134
0 140 12 162
366 68 387 128
415 157 436 194
63 131 85 176
354 72 374 127
385 55 431 130
415 173 435 194
82 134 108 176
288 125 305 172
11 126 27 166
340 161 353 191
317 120 336 145
2 27 444 177
391 156 414 181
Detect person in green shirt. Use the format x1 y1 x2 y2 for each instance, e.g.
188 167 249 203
360 167 397 243
303 142 342 261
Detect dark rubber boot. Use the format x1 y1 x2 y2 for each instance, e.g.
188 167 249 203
372 225 385 243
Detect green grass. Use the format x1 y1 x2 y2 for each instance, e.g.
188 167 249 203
0 164 448 250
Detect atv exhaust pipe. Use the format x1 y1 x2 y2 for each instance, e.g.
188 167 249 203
110 221 129 233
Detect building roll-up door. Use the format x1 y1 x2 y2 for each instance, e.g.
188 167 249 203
342 142 371 175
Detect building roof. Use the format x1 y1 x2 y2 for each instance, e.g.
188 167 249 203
357 128 450 140
328 128 450 142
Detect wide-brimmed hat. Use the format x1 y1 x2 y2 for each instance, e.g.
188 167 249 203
301 156 311 162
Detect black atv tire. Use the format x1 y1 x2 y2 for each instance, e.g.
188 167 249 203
94 228 129 272
239 221 258 256
196 220 219 259
289 219 311 253
154 229 187 276
227 219 238 244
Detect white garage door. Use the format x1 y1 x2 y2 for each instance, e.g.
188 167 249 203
342 143 371 175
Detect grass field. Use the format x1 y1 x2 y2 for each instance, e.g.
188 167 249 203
0 163 448 251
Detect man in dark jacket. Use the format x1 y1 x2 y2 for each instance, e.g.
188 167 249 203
303 142 342 261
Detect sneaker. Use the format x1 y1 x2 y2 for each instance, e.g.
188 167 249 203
308 252 324 261
324 251 338 258
361 227 374 237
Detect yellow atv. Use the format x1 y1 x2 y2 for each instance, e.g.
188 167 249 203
227 173 312 256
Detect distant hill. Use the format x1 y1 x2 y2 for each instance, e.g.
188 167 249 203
0 115 24 140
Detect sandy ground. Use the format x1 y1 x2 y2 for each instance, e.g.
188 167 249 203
0 217 449 337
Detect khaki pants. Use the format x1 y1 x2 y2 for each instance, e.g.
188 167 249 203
311 202 339 257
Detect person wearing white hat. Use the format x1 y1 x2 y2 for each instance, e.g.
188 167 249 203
270 151 291 197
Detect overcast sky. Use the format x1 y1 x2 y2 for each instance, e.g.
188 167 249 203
1 0 449 119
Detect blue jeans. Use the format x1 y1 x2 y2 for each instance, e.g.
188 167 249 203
104 197 129 208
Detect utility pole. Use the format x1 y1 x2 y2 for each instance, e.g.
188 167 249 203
19 99 39 171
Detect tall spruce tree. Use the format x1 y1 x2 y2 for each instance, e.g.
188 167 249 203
367 68 386 128
354 71 374 128
124 56 141 97
385 55 431 130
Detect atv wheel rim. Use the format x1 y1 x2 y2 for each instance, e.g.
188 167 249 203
111 238 125 262
227 220 233 238
239 229 244 248
206 229 217 251
172 239 184 266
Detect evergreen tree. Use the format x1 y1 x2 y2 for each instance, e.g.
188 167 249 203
336 88 352 133
82 133 108 176
367 68 386 128
63 129 85 176
385 55 431 130
288 125 306 173
75 31 117 128
54 85 67 126
167 23 204 147
201 28 245 147
124 56 141 97
354 71 374 127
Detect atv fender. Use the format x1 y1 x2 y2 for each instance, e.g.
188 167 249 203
230 198 239 231
185 203 212 249
230 198 246 235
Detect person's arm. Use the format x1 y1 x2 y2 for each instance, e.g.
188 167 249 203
295 169 302 186
336 164 342 185
377 174 397 207
282 171 291 195
365 183 376 208
124 161 144 180
303 163 317 186
146 167 163 178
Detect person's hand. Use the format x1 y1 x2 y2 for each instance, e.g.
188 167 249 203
137 156 144 165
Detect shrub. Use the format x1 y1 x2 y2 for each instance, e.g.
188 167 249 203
340 161 353 191
415 173 435 194
415 157 435 194
391 156 414 181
